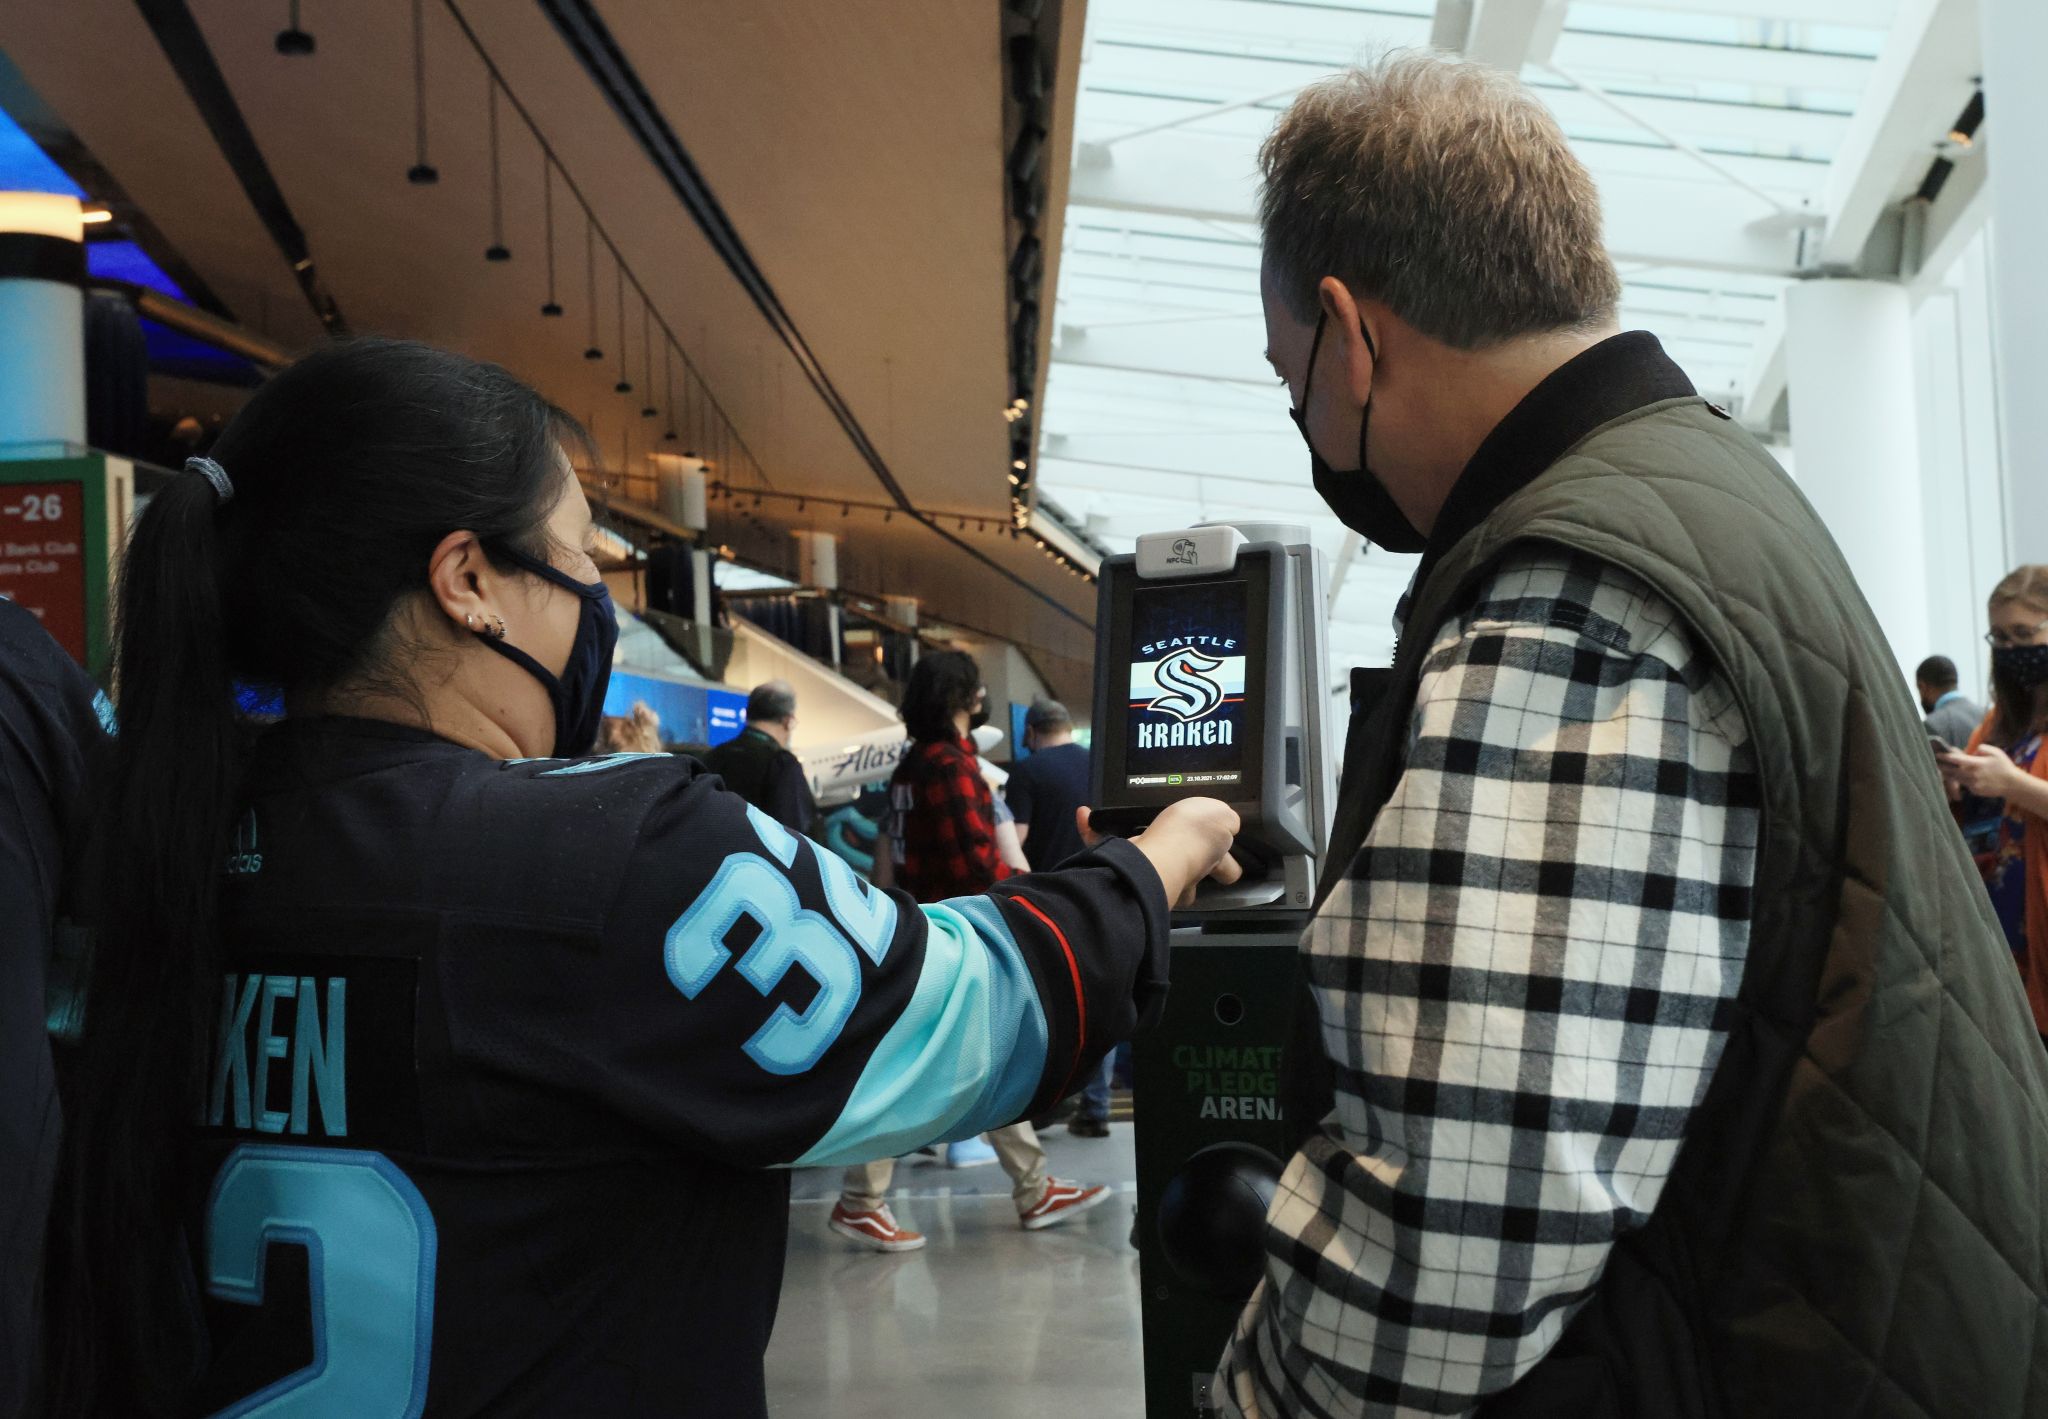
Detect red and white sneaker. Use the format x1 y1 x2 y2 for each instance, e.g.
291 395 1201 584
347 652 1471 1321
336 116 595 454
828 1201 927 1252
1018 1178 1112 1231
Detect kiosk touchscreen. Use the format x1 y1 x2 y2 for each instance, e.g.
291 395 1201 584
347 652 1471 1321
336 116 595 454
1092 523 1341 1418
1090 522 1330 918
1122 576 1254 796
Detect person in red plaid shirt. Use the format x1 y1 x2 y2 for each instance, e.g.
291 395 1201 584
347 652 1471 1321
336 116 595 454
830 650 1113 1249
871 651 1012 903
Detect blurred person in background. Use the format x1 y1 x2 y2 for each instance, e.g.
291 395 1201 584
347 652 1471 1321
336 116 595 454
833 651 1123 1249
1941 566 2048 1043
1006 699 1090 873
971 721 1034 875
699 679 815 835
1004 699 1115 1136
596 699 663 755
1918 653 1983 749
989 781 1032 875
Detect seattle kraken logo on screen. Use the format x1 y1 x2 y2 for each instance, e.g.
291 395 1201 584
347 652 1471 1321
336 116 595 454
1133 631 1244 750
1146 649 1226 722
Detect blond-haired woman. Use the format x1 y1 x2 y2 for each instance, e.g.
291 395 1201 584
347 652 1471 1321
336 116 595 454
1941 564 2048 1039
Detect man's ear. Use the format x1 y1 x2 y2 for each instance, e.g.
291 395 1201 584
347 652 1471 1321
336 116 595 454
1317 276 1377 406
425 530 503 638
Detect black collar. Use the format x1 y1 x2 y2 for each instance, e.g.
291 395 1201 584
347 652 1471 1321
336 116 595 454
1416 330 1699 586
263 714 458 749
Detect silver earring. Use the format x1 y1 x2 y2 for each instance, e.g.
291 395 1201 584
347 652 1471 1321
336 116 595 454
488 614 508 640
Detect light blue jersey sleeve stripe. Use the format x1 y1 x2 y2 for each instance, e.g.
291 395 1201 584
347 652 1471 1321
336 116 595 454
537 753 671 777
790 895 1049 1168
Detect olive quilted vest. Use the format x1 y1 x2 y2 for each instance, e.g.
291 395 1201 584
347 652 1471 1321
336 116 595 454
1330 396 2048 1418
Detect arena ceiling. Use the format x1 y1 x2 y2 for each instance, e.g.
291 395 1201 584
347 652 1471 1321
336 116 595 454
1041 0 1986 670
0 0 1100 696
0 0 1992 700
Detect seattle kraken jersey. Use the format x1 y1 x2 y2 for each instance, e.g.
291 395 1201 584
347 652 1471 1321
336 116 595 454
186 717 1168 1418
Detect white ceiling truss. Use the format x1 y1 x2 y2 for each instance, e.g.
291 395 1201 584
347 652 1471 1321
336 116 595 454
1043 0 1989 670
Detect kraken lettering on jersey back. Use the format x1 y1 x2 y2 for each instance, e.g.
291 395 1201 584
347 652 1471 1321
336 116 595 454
1125 579 1250 789
206 971 348 1137
198 947 424 1150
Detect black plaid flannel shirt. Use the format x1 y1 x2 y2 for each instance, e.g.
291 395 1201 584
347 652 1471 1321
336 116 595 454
888 736 1015 904
1220 549 1762 1418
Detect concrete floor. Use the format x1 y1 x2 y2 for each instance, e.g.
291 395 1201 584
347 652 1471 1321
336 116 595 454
767 1123 1143 1418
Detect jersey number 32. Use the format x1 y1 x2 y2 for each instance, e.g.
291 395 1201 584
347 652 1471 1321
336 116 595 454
663 804 895 1075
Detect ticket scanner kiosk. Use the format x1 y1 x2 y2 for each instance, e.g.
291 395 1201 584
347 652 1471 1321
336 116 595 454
1090 522 1337 1417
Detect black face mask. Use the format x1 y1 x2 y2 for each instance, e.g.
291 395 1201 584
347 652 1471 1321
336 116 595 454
476 545 620 757
1994 643 2048 690
1289 310 1428 554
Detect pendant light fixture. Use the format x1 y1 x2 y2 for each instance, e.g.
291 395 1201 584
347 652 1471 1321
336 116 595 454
613 261 632 394
384 3 811 580
406 0 438 184
582 216 602 359
640 303 657 417
539 159 561 316
685 365 701 458
663 341 678 442
483 80 510 261
275 0 314 55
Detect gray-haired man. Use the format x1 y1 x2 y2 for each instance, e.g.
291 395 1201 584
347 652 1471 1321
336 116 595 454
698 680 815 835
1225 52 2048 1418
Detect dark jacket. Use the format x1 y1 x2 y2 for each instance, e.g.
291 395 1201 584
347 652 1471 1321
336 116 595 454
1324 337 2048 1417
1005 741 1090 872
698 727 814 836
0 601 100 1419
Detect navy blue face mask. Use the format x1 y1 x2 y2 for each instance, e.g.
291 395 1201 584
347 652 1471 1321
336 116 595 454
476 545 619 757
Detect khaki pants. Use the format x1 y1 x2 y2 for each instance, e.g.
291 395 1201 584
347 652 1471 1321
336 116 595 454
841 1122 1048 1214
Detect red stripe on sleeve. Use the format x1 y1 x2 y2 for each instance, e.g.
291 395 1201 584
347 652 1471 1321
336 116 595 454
1009 893 1087 1096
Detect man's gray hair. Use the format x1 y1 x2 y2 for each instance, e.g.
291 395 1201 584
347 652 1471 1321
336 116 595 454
746 680 797 723
1259 53 1620 349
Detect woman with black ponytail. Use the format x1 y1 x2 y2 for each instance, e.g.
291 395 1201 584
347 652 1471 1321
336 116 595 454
48 338 1238 1417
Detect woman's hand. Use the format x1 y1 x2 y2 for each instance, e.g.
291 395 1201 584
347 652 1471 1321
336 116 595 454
1079 799 1242 907
1941 744 2025 799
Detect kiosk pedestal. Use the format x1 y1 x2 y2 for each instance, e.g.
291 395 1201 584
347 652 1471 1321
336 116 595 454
1134 925 1312 1416
1089 522 1337 1418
